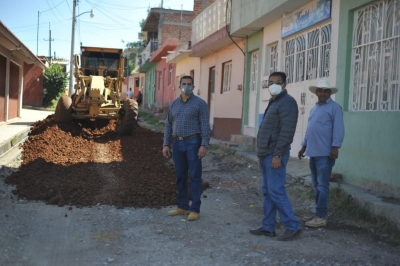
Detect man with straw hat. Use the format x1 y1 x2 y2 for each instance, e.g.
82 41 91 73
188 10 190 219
298 79 345 228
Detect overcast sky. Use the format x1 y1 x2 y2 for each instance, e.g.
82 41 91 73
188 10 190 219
1 0 194 59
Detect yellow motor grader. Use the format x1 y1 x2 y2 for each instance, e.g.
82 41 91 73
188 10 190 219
54 46 138 134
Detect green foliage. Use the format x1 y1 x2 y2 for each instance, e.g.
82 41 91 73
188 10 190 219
138 110 165 132
138 110 158 124
140 18 146 29
42 64 68 107
124 40 146 76
329 187 400 240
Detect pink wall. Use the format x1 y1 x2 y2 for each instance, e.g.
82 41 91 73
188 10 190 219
156 59 176 111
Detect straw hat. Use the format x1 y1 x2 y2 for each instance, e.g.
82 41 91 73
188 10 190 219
308 80 338 95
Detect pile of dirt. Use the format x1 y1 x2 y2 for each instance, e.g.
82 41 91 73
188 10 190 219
5 115 178 209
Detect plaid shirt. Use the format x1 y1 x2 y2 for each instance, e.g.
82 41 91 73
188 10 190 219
163 94 211 146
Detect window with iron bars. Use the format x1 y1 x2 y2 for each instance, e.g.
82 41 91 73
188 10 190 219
250 51 259 92
221 61 232 93
350 0 400 111
284 23 332 84
265 44 278 76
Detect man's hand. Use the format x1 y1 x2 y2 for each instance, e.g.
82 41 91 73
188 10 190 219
197 146 207 159
298 146 306 159
271 157 281 169
330 147 339 160
162 146 171 159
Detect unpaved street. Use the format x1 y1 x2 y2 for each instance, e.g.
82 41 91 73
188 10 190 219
0 119 399 266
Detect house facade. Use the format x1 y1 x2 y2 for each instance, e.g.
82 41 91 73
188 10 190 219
0 21 47 122
189 0 245 140
230 0 400 197
166 42 201 99
150 38 179 113
335 0 400 197
139 6 196 111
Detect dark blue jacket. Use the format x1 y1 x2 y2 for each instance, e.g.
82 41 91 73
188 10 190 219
257 89 298 158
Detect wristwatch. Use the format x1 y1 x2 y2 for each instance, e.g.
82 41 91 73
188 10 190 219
274 155 282 159
202 145 209 149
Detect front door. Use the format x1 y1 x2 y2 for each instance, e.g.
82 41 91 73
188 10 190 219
208 67 215 130
284 23 332 157
248 50 259 132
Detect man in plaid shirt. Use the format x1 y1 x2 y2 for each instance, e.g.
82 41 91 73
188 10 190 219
163 75 211 221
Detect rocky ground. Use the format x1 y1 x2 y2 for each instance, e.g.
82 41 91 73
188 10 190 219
0 116 399 266
5 116 177 209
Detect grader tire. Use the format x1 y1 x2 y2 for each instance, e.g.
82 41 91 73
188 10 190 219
117 99 138 135
54 96 72 123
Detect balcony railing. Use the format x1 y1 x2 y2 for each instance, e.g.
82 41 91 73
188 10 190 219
140 38 158 65
191 0 230 46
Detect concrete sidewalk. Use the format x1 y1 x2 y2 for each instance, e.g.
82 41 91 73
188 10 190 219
212 140 400 230
1 110 399 230
0 108 53 158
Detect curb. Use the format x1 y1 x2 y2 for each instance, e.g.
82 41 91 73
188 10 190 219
0 128 30 159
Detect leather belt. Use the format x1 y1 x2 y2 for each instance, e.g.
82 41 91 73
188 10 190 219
174 133 201 140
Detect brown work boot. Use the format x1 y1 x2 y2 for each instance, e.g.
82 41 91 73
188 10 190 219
188 212 200 221
305 217 327 227
276 229 301 241
249 227 276 237
168 208 190 216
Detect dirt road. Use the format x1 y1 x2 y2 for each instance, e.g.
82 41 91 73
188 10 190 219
0 118 399 266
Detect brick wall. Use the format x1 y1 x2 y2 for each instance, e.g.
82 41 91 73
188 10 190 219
154 1 217 44
164 13 193 23
23 62 43 107
161 24 192 43
193 0 216 18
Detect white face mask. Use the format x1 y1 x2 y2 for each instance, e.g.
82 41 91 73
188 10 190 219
269 84 282 95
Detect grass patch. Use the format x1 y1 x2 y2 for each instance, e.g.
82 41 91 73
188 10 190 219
288 184 400 241
329 187 400 240
329 187 375 222
139 110 160 125
46 99 58 110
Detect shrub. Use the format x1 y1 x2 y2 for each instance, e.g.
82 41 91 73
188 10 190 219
42 64 68 107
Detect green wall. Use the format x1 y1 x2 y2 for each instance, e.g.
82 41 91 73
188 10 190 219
335 0 400 194
231 0 286 34
144 63 156 107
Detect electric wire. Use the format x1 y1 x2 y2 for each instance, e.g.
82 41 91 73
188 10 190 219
45 0 67 25
226 0 244 56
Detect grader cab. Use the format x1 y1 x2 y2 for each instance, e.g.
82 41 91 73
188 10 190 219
54 46 138 134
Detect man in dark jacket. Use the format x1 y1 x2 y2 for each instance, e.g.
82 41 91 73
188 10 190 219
249 72 301 241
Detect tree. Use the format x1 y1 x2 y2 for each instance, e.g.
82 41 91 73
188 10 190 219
42 63 68 107
122 14 148 76
124 40 145 76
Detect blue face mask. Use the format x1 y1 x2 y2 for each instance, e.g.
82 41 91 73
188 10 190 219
182 85 193 95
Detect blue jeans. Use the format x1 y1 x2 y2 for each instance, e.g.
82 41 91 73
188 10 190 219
309 156 335 219
172 137 202 213
260 151 300 232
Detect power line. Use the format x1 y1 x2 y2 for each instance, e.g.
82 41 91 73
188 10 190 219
45 0 67 24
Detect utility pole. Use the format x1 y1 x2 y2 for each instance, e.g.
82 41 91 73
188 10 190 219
37 11 39 55
44 23 54 62
159 0 164 42
69 0 77 96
